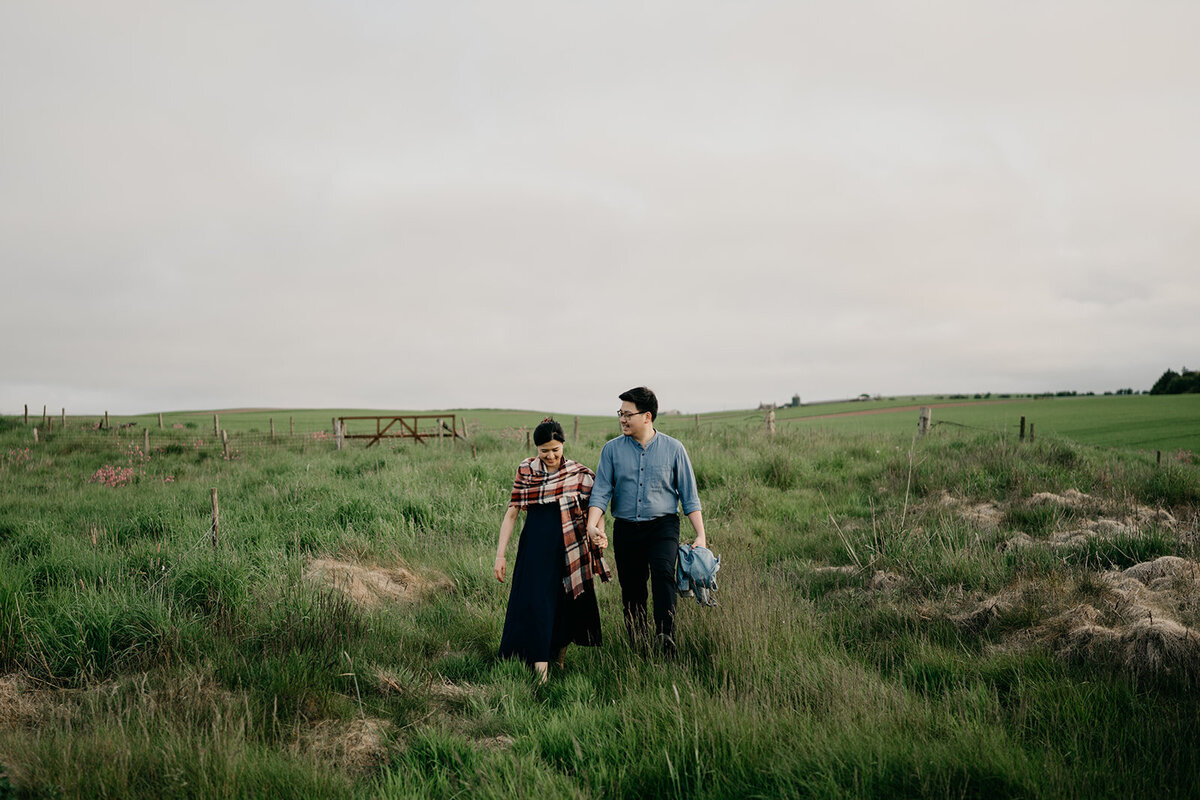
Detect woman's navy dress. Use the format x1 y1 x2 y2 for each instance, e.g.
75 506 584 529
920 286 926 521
499 503 602 665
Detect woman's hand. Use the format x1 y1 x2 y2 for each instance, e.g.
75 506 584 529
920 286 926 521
494 555 506 582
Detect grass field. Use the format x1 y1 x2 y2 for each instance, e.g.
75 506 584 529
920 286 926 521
1 399 1199 797
728 394 1200 455
52 393 1200 454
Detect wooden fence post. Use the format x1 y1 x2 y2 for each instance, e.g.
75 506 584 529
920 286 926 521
1029 423 1035 442
918 407 931 437
158 413 163 430
765 408 776 435
526 429 531 449
32 428 38 444
336 419 344 451
104 411 110 430
24 405 28 424
574 416 580 443
1019 416 1026 441
1157 451 1162 466
47 418 52 434
695 414 700 431
290 416 294 436
62 408 66 426
144 427 150 454
222 430 229 459
213 415 220 436
210 489 219 548
42 406 47 425
270 418 275 439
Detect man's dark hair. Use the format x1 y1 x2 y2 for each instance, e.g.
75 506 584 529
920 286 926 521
533 418 566 446
619 386 658 421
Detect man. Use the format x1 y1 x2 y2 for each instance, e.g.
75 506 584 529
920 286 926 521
586 386 707 655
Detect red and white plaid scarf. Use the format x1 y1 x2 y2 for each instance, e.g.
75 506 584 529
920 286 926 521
509 456 611 598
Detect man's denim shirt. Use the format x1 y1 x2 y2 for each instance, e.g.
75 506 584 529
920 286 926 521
589 431 701 522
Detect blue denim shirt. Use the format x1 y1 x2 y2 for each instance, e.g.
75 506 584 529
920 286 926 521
588 431 701 522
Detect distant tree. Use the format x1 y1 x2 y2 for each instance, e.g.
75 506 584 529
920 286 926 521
1150 368 1200 395
1151 369 1180 394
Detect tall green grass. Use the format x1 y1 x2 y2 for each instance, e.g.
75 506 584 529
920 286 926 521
0 415 1198 797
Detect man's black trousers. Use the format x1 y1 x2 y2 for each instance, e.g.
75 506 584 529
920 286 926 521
612 514 679 643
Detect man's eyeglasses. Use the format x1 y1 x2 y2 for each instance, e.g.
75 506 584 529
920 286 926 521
616 410 645 420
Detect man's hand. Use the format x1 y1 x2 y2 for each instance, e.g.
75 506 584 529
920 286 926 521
494 555 506 582
686 510 707 551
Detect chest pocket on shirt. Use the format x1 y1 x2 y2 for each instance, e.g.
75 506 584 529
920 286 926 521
649 465 674 493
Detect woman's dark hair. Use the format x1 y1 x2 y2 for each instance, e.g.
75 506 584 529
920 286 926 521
533 418 566 446
619 386 658 421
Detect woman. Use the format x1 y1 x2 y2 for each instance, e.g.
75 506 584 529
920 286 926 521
495 418 610 684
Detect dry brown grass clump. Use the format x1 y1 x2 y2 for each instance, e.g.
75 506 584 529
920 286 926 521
971 557 1200 680
826 482 1199 683
932 490 1004 530
950 587 1028 631
1122 555 1199 585
0 673 40 728
1029 489 1095 510
294 716 395 773
1052 611 1200 681
303 557 454 609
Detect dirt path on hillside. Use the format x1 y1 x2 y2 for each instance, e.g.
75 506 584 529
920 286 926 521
182 408 290 415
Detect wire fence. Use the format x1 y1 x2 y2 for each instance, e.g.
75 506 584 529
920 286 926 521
1 413 587 465
6 404 1196 468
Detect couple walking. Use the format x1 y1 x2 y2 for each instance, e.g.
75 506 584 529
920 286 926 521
493 386 709 683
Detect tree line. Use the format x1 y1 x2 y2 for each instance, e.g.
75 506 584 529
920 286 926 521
1150 368 1200 395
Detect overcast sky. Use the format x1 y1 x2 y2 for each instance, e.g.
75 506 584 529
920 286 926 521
3 2 1197 416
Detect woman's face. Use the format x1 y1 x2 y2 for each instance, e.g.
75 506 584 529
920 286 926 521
537 440 564 471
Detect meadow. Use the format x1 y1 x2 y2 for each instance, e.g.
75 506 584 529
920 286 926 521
710 393 1200 454
1 395 1198 798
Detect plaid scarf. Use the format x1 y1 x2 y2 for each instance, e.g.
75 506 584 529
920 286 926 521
509 456 611 598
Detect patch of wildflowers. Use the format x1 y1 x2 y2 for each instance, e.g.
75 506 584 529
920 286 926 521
89 464 135 487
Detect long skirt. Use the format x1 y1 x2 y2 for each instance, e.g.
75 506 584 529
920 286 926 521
499 503 602 665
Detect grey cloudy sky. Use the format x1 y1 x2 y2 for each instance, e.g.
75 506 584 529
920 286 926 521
3 2 1197 416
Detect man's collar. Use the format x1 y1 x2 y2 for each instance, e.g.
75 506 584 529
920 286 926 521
632 429 657 447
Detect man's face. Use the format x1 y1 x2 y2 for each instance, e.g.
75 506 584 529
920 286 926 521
618 401 651 437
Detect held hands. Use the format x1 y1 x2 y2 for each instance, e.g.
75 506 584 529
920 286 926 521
586 524 608 551
494 555 506 582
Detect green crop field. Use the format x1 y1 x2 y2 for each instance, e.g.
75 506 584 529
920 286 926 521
1 398 1198 798
766 394 1200 454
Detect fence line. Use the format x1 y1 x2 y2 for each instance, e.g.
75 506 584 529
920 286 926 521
6 408 1194 469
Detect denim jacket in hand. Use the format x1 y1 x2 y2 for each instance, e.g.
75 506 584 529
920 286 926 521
676 543 720 607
